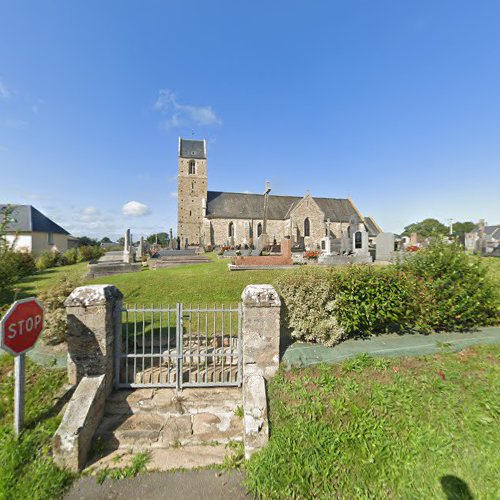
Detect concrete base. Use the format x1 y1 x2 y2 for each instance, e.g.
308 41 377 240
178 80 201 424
318 254 373 266
86 262 142 279
228 264 295 271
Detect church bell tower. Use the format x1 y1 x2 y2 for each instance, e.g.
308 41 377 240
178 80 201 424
177 138 207 247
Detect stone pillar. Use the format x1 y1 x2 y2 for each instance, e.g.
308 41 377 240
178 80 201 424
241 285 281 380
64 285 123 395
241 284 282 459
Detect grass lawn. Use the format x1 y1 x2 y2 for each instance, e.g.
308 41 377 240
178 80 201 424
0 356 73 499
246 345 500 498
89 256 293 305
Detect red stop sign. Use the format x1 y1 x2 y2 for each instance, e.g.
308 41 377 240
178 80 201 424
0 298 44 356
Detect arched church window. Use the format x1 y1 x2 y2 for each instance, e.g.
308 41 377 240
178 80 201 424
257 223 263 237
189 160 196 175
228 222 234 238
304 218 310 237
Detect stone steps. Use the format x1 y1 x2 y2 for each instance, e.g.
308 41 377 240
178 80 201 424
93 388 244 453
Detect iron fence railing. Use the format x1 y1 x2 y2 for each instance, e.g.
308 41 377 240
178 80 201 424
114 304 242 390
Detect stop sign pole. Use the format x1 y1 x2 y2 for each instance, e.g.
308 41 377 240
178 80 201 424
0 297 44 436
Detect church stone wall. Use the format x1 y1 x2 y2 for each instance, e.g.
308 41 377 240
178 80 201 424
290 195 326 248
207 218 288 246
178 157 207 246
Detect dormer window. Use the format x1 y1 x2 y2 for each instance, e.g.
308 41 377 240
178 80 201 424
189 160 196 175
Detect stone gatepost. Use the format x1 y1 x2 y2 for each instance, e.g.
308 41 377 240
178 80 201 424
64 285 123 396
241 284 282 458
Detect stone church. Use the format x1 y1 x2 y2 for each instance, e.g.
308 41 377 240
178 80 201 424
177 138 381 248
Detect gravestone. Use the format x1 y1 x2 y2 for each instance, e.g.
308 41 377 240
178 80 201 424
353 229 369 255
320 236 335 255
136 236 144 260
375 232 396 262
169 228 174 250
123 229 133 264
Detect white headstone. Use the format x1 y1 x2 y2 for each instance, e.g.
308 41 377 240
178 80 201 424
375 232 396 262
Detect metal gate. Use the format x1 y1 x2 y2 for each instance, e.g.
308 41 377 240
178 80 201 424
114 304 242 389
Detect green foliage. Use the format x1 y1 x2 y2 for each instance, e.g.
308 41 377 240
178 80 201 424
402 218 448 237
35 250 61 270
76 236 99 247
0 206 36 297
146 232 169 245
452 221 476 239
276 266 424 344
0 251 36 287
77 245 103 262
397 240 499 331
62 248 78 265
96 451 151 484
37 275 83 344
246 346 500 498
275 268 346 346
0 357 73 499
277 243 499 344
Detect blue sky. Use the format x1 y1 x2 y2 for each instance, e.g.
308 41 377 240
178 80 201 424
1 0 499 239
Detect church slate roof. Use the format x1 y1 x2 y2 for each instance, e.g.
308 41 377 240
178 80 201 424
363 216 382 236
206 191 359 222
179 139 206 159
0 205 70 234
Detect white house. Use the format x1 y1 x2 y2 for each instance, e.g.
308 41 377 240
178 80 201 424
1 204 75 256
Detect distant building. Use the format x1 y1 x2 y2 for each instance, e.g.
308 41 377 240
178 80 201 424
0 204 73 256
176 138 381 248
465 220 500 255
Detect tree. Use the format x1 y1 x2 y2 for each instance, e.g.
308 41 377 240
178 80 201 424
117 237 125 246
100 236 112 244
452 222 476 239
77 236 100 247
402 218 448 238
146 232 169 245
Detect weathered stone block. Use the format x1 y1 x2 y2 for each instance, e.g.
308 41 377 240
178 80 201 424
159 415 193 446
65 285 123 394
242 285 281 379
53 374 107 471
242 374 268 459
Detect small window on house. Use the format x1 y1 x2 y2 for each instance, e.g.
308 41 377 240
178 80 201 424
48 232 54 245
228 222 234 238
257 223 263 237
304 218 310 237
191 181 194 190
189 160 196 175
189 210 192 217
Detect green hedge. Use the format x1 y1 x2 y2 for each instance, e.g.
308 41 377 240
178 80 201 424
276 241 499 345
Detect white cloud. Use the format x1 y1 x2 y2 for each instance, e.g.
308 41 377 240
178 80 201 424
0 79 10 99
122 201 151 217
154 89 221 128
169 191 178 198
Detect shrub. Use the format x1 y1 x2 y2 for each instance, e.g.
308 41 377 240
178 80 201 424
63 248 78 265
276 242 499 346
276 267 346 346
397 240 499 331
37 276 83 344
0 251 36 286
77 245 103 262
35 250 61 270
276 266 423 345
